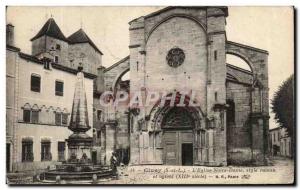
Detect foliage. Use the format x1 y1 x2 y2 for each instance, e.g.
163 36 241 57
271 74 294 137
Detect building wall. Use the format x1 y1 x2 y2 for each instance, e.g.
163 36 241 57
31 36 46 56
127 7 228 166
144 16 207 108
270 129 281 147
280 137 292 157
6 47 20 172
226 81 252 164
45 36 69 65
32 36 102 75
68 43 102 75
100 57 130 165
279 128 292 157
6 49 18 140
269 127 292 158
11 55 94 172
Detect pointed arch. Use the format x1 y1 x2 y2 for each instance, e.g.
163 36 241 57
148 92 205 131
31 104 40 111
22 103 31 110
54 107 62 113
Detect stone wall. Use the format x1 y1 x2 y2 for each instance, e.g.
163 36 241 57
226 81 252 164
225 41 269 165
100 57 130 165
32 36 102 76
6 47 20 172
68 43 102 75
31 36 46 56
128 7 228 166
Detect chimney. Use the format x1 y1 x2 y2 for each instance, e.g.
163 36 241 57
6 23 14 46
95 66 105 94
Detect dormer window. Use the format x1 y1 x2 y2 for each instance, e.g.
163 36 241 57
56 44 61 50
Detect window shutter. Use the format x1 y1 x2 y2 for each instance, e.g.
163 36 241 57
31 75 41 92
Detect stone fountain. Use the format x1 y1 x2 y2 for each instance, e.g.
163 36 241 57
41 66 112 183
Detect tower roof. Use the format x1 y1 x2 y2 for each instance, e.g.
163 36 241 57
67 29 103 55
31 18 68 42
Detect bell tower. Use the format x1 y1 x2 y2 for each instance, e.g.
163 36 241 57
30 18 69 65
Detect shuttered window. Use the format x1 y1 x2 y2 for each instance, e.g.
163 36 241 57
31 110 39 123
62 114 68 125
55 113 62 126
31 74 41 92
23 110 31 123
22 140 33 162
55 81 64 96
41 141 51 161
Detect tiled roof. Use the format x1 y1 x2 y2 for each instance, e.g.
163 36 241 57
67 29 103 55
18 52 97 79
30 18 68 42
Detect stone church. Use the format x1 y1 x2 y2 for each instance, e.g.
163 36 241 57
100 6 269 166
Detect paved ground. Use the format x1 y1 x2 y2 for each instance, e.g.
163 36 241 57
100 158 294 184
7 157 294 185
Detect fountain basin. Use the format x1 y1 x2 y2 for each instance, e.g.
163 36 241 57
41 164 112 181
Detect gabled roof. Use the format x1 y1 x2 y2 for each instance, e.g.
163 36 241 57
31 18 68 42
129 6 228 24
67 29 103 55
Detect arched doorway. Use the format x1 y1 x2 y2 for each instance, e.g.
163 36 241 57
161 107 195 165
148 92 204 166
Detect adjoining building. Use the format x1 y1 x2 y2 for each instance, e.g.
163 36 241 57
269 127 292 158
6 19 99 172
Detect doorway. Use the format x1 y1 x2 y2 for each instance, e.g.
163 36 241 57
163 130 193 165
182 143 193 166
92 151 97 165
6 143 10 172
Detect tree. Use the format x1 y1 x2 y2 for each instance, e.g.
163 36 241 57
271 74 294 157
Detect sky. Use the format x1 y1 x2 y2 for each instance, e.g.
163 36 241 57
6 6 294 129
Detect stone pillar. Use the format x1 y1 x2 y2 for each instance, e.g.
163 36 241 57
66 66 93 162
214 104 227 166
250 113 269 165
205 7 228 166
129 113 141 165
104 121 117 165
128 16 146 165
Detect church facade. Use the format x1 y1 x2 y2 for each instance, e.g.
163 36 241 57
101 6 269 166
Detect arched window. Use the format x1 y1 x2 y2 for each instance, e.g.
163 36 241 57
22 103 31 123
55 108 62 126
62 108 69 126
226 100 235 124
31 104 39 124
